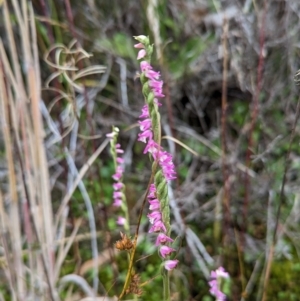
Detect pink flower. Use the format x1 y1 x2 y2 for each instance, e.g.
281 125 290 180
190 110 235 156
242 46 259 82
138 118 152 131
113 182 123 190
116 144 124 154
158 151 176 181
117 216 126 226
134 43 144 49
140 61 152 72
164 260 179 271
139 105 149 118
155 233 174 246
209 267 229 301
148 184 156 198
152 87 165 98
159 246 176 258
209 283 226 301
106 132 116 139
113 191 123 199
137 49 146 60
144 139 159 155
113 199 122 207
109 137 127 225
138 129 153 143
149 79 163 90
149 220 166 233
214 267 229 279
145 69 160 80
112 173 121 181
112 166 124 181
148 78 165 98
147 211 161 224
149 199 160 210
139 61 165 98
116 157 124 164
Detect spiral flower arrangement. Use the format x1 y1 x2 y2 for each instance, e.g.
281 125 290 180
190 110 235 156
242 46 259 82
134 35 178 271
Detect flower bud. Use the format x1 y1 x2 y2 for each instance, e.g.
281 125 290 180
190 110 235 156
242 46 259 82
134 35 149 46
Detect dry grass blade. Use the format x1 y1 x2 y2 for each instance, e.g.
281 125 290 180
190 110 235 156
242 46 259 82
55 138 110 231
54 218 82 282
0 179 17 301
73 65 107 80
0 18 25 301
161 135 199 157
64 148 100 293
176 125 256 177
0 1 57 300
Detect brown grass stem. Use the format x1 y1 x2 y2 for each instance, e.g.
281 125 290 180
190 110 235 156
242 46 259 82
221 16 231 249
243 0 267 251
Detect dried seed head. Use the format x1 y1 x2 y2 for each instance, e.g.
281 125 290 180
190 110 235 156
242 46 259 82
115 232 133 251
126 287 143 296
125 273 143 296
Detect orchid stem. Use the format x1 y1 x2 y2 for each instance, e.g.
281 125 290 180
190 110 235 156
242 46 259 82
162 268 170 301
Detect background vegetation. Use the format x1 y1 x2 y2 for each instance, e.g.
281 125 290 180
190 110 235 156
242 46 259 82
1 0 300 300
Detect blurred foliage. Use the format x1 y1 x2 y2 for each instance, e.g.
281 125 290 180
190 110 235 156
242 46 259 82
268 260 300 301
96 33 136 60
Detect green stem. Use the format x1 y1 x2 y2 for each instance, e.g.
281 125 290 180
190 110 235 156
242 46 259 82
162 268 170 301
118 163 158 300
122 203 130 235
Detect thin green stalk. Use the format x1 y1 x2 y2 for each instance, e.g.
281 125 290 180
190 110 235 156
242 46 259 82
162 268 170 301
118 163 157 300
